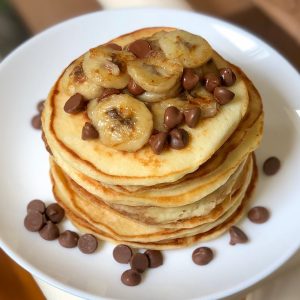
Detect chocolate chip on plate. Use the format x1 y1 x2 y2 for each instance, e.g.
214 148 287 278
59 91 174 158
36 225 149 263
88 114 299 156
219 68 236 86
59 230 79 248
204 73 221 93
149 132 168 155
169 128 189 150
113 244 133 264
31 114 42 129
27 199 46 214
263 157 280 175
248 206 270 224
164 106 184 130
37 100 45 113
184 107 201 128
128 39 152 58
214 87 235 105
229 226 248 245
130 253 149 273
63 93 86 114
121 269 142 286
127 78 145 96
192 247 214 265
78 234 98 254
106 43 122 51
144 250 163 268
24 211 45 232
99 88 121 100
45 203 65 223
82 122 99 140
39 221 59 240
182 68 199 90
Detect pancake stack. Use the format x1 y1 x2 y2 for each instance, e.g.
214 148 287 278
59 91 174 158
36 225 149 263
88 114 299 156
42 28 263 249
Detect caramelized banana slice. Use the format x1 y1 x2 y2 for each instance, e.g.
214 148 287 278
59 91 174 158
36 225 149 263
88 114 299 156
87 94 153 152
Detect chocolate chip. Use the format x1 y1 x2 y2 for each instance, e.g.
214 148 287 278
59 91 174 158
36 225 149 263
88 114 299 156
214 87 235 105
99 88 121 100
127 78 145 96
149 132 168 155
128 40 152 58
63 93 86 114
45 203 65 223
184 107 201 128
164 106 184 130
59 230 79 248
169 128 189 150
204 73 221 92
82 122 99 140
263 157 280 175
24 211 45 232
78 234 98 254
182 69 199 90
37 100 45 113
192 247 214 265
113 244 132 264
130 253 149 273
248 206 270 224
39 221 59 240
31 114 42 129
106 43 122 51
121 269 141 286
229 226 248 245
27 199 46 214
219 68 236 86
144 250 163 268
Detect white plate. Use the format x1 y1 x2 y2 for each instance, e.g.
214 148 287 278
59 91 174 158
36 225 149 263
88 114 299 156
0 8 300 300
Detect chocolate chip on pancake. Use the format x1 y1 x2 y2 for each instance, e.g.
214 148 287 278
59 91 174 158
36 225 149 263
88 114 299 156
127 78 145 96
99 88 121 100
128 39 152 58
229 226 248 245
106 43 122 51
59 230 79 248
248 206 270 224
204 73 221 93
130 253 149 273
182 68 199 90
184 107 201 128
37 100 45 113
214 87 235 105
78 234 98 254
27 199 46 214
113 244 133 264
169 128 189 150
164 106 184 130
144 250 163 268
39 221 59 240
263 157 280 175
31 114 42 129
24 211 45 232
149 132 168 154
121 269 141 286
219 68 236 86
64 93 87 114
82 122 99 140
192 247 213 265
45 203 65 223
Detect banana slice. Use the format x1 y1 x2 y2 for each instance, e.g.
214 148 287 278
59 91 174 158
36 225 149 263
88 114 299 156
127 52 182 94
158 30 212 68
87 94 153 152
82 45 135 89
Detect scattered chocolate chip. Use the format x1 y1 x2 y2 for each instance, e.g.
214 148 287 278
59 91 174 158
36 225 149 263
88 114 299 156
63 93 86 114
39 221 59 240
130 253 149 273
184 107 201 128
31 114 42 129
27 199 46 214
248 206 270 224
41 131 53 155
99 88 120 100
164 106 184 130
45 203 65 224
128 40 152 58
263 157 280 175
144 250 163 268
219 68 236 86
182 69 199 90
192 247 213 265
229 226 248 245
106 43 122 51
78 234 98 254
127 78 145 96
82 122 99 140
169 128 189 150
121 269 141 286
59 230 79 248
113 244 132 264
214 87 235 105
37 100 45 113
24 211 45 232
149 132 168 155
204 73 221 93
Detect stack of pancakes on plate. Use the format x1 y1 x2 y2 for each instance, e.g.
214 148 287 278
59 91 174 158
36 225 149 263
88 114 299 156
42 28 263 249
